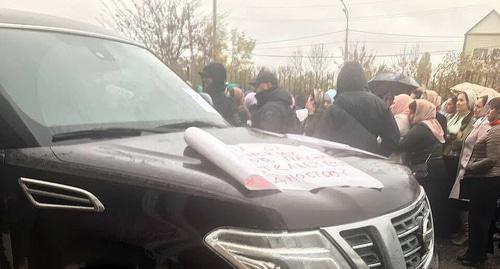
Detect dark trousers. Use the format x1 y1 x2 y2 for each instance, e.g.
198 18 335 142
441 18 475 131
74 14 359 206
465 177 500 261
443 156 460 234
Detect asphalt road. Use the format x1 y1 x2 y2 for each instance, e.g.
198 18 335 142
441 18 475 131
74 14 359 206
436 239 500 269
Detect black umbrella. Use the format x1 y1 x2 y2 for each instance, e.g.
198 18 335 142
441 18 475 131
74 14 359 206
368 73 420 98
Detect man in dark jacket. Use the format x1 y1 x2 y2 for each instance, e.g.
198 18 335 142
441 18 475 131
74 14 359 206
250 69 298 134
199 63 242 126
314 62 400 156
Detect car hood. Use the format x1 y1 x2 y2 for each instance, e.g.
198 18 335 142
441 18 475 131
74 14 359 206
49 127 421 230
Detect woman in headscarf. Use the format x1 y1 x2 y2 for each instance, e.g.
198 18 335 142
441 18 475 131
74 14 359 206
442 95 458 120
420 89 447 137
443 90 477 236
421 89 442 107
448 95 492 246
445 90 477 156
459 97 500 266
398 99 447 234
390 94 413 138
229 87 252 126
324 89 337 107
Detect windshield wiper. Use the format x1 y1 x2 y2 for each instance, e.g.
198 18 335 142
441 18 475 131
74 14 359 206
52 127 167 142
155 120 226 129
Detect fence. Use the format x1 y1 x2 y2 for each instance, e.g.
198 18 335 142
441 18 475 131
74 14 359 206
178 64 499 99
185 68 336 97
430 70 500 97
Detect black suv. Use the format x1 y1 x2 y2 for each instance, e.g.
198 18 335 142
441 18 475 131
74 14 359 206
0 9 437 269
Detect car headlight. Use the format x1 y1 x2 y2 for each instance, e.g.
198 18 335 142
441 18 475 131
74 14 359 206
204 228 352 269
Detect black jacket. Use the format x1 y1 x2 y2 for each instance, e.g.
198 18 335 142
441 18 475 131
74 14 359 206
399 123 443 166
252 88 298 133
313 62 400 156
315 91 400 156
208 91 243 126
304 110 325 136
436 112 448 137
314 104 379 154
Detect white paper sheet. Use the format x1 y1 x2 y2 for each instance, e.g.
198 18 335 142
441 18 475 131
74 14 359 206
184 127 384 191
295 108 309 122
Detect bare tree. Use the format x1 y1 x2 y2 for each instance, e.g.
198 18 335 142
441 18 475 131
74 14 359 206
308 44 331 83
288 48 305 75
342 43 377 79
101 0 201 70
416 52 432 87
393 45 420 76
228 29 256 72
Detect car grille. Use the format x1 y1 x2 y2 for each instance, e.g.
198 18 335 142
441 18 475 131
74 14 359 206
392 198 433 269
340 228 383 268
323 190 434 269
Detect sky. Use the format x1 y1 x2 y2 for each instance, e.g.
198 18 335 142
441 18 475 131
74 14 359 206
1 0 499 71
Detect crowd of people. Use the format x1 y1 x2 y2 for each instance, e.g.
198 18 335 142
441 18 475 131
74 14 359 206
197 61 500 267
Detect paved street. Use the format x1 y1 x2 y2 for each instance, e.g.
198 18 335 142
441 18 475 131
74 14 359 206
436 239 500 269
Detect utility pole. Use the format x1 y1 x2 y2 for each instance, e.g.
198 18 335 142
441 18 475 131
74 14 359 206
339 0 349 62
187 4 194 83
212 0 217 62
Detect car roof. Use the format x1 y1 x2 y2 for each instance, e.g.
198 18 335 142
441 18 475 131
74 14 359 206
0 9 143 47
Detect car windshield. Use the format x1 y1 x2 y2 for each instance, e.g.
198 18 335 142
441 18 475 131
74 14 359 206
0 28 226 144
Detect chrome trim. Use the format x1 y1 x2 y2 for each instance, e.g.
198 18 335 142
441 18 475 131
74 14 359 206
0 23 144 48
398 225 420 238
19 177 105 212
322 187 434 269
368 261 382 267
403 246 422 258
28 189 91 204
352 242 374 250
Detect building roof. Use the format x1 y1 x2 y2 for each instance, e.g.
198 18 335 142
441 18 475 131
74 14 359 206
465 9 500 35
0 9 139 46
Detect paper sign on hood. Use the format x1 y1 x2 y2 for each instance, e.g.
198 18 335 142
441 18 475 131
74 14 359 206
184 127 384 191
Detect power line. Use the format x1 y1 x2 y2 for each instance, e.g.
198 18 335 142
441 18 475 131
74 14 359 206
349 29 462 38
257 29 462 46
255 40 463 50
228 2 496 23
258 30 345 44
256 29 462 46
232 0 401 9
252 49 459 58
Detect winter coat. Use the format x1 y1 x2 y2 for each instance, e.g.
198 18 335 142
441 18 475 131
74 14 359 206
315 61 399 156
208 91 243 127
331 91 400 156
465 124 500 178
304 109 325 136
444 112 474 156
436 112 448 137
314 104 379 154
252 88 299 134
399 123 443 167
449 117 491 199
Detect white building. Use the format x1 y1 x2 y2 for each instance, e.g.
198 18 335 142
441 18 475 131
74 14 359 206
462 10 500 61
